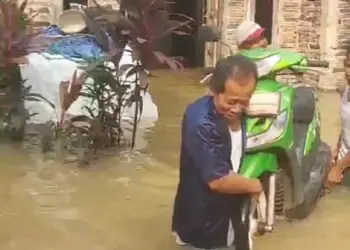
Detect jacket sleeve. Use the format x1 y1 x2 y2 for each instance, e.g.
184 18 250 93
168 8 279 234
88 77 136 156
186 122 231 183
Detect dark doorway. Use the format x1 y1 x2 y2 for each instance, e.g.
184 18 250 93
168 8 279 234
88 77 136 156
255 0 273 44
170 0 205 68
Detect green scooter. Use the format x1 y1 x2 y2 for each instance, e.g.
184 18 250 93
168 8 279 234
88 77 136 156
198 26 331 235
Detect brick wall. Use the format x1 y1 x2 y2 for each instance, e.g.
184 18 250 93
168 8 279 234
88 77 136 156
279 0 301 49
333 0 350 88
22 0 119 25
223 0 246 50
89 0 119 9
298 0 322 85
218 0 336 88
298 0 321 59
205 0 246 66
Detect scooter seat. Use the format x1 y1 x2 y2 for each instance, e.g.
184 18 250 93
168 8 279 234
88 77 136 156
293 86 315 124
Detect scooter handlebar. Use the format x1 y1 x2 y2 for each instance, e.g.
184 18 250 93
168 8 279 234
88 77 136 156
307 60 329 68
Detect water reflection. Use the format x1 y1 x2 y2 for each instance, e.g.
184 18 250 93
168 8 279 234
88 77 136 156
0 70 348 250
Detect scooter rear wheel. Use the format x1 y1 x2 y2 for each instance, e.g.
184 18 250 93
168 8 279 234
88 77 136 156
285 142 331 219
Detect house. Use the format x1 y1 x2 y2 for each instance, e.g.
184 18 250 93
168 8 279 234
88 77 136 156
205 0 350 90
20 0 350 89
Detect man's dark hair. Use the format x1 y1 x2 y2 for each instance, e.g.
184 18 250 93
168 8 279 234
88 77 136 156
209 55 258 94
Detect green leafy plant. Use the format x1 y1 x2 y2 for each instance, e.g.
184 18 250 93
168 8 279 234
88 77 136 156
0 0 53 141
42 0 193 164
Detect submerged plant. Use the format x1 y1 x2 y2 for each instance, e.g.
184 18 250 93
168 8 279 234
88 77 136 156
44 0 193 164
0 0 52 141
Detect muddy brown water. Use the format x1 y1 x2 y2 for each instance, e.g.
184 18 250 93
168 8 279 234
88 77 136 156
0 70 349 250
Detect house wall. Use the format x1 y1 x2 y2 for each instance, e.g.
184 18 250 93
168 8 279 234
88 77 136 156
21 0 119 26
212 0 346 90
88 0 119 9
19 0 62 24
332 0 350 89
297 0 322 86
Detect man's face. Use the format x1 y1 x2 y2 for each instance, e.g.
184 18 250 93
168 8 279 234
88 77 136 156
241 37 268 50
214 75 256 122
258 37 268 48
344 55 350 83
250 37 268 49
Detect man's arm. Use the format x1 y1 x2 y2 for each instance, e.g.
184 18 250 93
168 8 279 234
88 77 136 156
336 151 350 172
208 174 262 194
327 150 350 186
333 134 341 163
186 123 262 194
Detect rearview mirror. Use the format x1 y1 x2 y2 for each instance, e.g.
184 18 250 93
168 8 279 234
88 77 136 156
197 25 221 43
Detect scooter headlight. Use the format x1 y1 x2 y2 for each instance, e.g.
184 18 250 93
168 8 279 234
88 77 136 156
246 111 288 149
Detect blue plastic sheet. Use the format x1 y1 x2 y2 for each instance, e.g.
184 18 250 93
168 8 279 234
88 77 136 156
47 34 105 62
41 25 65 37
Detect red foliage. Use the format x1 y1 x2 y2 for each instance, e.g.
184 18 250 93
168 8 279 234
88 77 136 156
93 0 195 69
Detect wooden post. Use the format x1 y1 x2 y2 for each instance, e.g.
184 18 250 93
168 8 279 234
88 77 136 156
204 0 223 67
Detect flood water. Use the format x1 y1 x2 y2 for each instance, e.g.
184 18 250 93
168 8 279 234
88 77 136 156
0 70 350 250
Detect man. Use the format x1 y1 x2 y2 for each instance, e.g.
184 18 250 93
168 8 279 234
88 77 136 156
172 55 263 250
236 21 268 50
327 47 350 185
204 21 267 96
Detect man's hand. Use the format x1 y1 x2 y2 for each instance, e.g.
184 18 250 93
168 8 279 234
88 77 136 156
251 179 263 194
251 179 263 201
326 165 343 188
332 147 339 164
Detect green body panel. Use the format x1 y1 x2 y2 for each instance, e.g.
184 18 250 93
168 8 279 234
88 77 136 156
239 48 308 74
235 48 319 177
239 152 278 179
245 79 295 150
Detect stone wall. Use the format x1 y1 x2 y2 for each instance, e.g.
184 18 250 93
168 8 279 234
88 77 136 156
333 0 350 88
298 0 322 86
298 0 321 59
279 0 301 49
222 0 246 51
217 0 346 89
18 0 62 32
22 0 119 26
204 0 246 66
89 0 119 9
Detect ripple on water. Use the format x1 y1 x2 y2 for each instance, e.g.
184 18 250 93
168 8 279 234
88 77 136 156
0 70 348 250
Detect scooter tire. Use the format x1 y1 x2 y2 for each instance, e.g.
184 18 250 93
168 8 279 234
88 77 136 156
285 142 331 219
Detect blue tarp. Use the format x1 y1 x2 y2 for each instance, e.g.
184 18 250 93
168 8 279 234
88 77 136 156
41 25 65 37
41 26 105 62
47 34 105 62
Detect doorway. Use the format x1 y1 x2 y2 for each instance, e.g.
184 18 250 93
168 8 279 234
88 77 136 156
170 0 205 68
254 0 273 44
